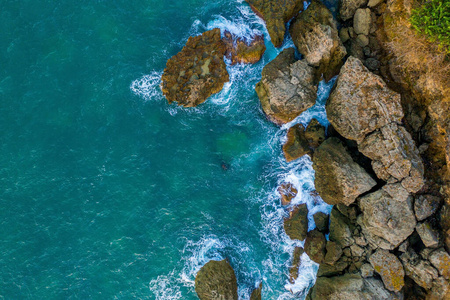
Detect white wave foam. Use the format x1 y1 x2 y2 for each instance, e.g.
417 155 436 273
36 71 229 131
130 71 163 101
149 273 182 300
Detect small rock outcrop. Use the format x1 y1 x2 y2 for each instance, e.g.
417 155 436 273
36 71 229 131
313 137 376 206
255 48 317 125
282 119 325 161
245 0 303 47
414 194 442 221
161 28 229 107
289 0 347 81
195 259 238 300
369 249 405 292
284 204 308 240
249 282 262 300
313 212 329 233
304 229 327 264
277 182 298 206
222 31 266 65
339 0 367 21
289 247 304 283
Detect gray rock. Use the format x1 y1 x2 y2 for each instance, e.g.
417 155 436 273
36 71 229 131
428 248 450 279
416 222 440 248
360 263 374 278
414 194 442 221
313 137 377 206
400 249 439 289
364 58 380 71
354 8 371 36
195 259 238 300
329 206 356 248
317 258 349 277
367 0 383 7
255 48 317 125
339 0 368 21
369 249 405 292
359 184 416 249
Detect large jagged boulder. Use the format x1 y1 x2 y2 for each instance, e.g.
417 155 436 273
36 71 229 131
369 249 405 292
255 48 317 125
245 0 303 47
284 204 309 240
304 229 327 264
289 0 347 81
327 56 403 143
161 28 229 107
358 184 416 250
195 259 238 300
222 31 266 65
358 123 424 193
313 137 376 206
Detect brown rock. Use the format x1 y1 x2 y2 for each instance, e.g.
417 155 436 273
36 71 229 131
222 31 266 65
245 0 303 47
429 248 450 279
324 241 343 265
416 222 440 248
284 204 309 240
317 258 349 277
305 119 326 149
255 48 317 125
313 137 377 206
369 249 405 292
290 0 347 81
289 247 304 283
359 184 417 249
250 282 262 300
313 212 329 233
414 194 442 221
339 0 368 21
277 182 298 206
161 28 229 107
353 8 371 36
195 259 238 300
400 249 439 290
329 206 356 248
304 229 327 264
283 124 311 161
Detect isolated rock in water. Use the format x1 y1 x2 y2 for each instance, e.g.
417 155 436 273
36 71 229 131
161 28 229 107
400 248 439 290
358 184 416 249
195 259 238 300
339 0 368 21
313 137 376 206
327 56 403 143
250 282 262 300
290 0 346 81
304 229 327 263
358 123 424 193
313 212 329 233
245 0 303 47
429 248 450 279
283 124 312 161
278 182 298 205
369 249 405 292
222 31 266 65
256 48 317 125
289 247 304 283
414 194 442 221
305 119 326 149
284 203 309 240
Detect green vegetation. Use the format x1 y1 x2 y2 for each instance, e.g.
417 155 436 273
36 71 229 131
410 0 450 53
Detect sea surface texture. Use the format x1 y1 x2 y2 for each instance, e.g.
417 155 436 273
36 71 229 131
0 0 335 299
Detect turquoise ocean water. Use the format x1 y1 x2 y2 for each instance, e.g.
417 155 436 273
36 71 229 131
0 0 335 298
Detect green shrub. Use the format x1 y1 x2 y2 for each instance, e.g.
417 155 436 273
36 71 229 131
410 0 450 53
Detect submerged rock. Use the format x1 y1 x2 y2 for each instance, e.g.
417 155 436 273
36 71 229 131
195 259 238 300
245 0 303 47
255 48 317 125
290 0 346 81
313 137 376 206
222 31 266 65
161 28 229 107
277 182 298 206
284 203 309 240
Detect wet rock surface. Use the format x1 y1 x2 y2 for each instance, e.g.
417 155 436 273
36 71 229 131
222 31 266 65
283 204 308 240
290 0 346 81
195 259 238 300
289 247 304 283
304 229 327 264
245 0 303 47
161 28 229 107
255 48 317 125
277 182 298 206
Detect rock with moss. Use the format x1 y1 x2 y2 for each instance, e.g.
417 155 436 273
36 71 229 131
284 204 309 240
245 0 303 47
195 259 238 300
255 48 317 125
313 137 376 206
289 0 347 81
161 28 229 107
400 248 439 290
369 249 405 292
304 229 327 264
329 206 356 248
222 31 266 65
429 248 450 280
277 182 298 206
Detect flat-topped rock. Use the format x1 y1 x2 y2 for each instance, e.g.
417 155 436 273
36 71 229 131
255 48 317 125
161 28 229 107
195 259 238 300
245 0 303 47
290 0 347 81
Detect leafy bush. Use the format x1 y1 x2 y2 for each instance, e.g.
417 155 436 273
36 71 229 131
410 0 450 53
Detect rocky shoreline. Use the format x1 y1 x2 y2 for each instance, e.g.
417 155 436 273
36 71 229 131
160 0 450 298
